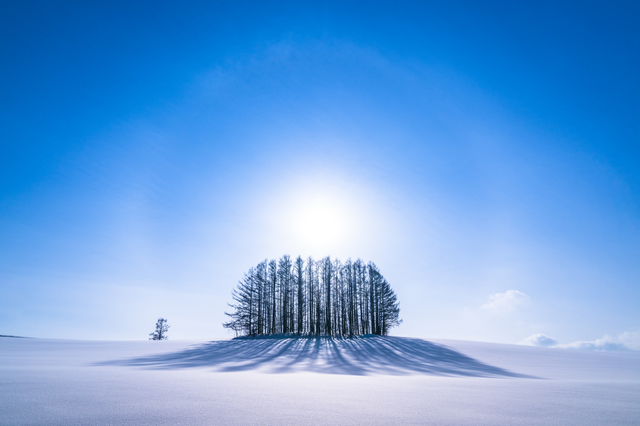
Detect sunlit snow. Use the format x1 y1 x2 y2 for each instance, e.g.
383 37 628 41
1 336 639 425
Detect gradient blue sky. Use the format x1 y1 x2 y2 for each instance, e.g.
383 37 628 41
1 1 639 345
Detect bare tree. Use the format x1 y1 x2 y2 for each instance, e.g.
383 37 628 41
224 256 401 338
295 256 305 335
149 318 170 340
306 256 316 335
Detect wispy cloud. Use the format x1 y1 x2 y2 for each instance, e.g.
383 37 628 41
481 290 529 313
520 331 640 351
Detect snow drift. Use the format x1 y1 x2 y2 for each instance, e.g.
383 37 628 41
1 336 639 425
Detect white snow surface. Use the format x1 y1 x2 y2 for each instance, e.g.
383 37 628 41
1 335 639 425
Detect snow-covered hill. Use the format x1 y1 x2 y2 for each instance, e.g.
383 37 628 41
1 336 639 425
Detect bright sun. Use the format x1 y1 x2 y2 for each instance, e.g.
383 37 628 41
291 194 351 251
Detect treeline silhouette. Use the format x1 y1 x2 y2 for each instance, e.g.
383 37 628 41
224 255 401 337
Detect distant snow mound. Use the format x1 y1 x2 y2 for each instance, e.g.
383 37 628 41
101 336 531 377
520 334 559 348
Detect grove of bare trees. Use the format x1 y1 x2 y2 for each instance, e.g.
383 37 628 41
223 256 401 337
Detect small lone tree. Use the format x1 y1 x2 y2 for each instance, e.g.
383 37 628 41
149 318 169 340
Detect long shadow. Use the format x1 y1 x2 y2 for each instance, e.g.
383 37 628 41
99 336 535 378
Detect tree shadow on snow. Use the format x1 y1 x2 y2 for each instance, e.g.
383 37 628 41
99 336 535 378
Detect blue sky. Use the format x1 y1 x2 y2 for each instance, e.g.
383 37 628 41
1 1 639 346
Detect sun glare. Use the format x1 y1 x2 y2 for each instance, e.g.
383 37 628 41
291 194 351 252
265 174 375 256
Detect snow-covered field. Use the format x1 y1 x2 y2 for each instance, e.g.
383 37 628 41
1 336 639 425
